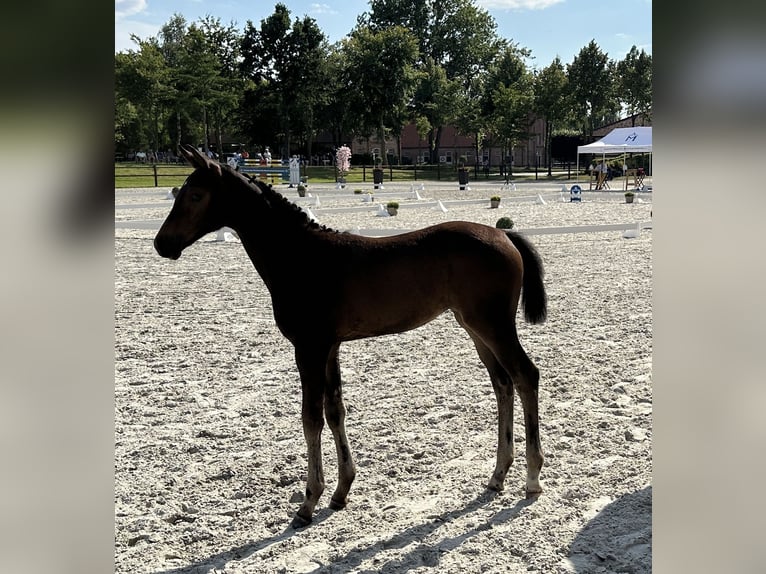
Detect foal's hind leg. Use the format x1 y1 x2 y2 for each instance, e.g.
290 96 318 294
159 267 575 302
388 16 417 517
465 333 517 492
458 314 544 497
293 345 329 527
324 344 356 511
488 334 544 497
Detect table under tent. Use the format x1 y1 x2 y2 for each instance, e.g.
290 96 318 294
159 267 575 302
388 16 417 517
577 127 652 190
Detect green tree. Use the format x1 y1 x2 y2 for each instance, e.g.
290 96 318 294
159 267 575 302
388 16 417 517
316 44 355 149
482 45 535 174
116 12 244 156
362 0 502 163
282 16 332 159
158 14 190 153
175 25 226 153
114 39 174 155
429 0 503 165
567 40 618 136
616 46 652 124
534 57 569 175
411 58 461 164
340 25 419 165
239 4 331 157
196 16 246 155
114 90 138 150
239 18 281 152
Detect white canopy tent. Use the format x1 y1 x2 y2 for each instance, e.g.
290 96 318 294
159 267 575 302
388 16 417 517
576 126 652 183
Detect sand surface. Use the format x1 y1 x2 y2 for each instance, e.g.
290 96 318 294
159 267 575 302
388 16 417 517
115 180 652 573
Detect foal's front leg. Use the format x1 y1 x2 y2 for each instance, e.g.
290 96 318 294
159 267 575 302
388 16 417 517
293 346 329 527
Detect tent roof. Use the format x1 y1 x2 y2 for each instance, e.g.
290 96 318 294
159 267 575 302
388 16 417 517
577 126 652 154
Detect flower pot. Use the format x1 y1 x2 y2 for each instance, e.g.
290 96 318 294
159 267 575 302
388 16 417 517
387 207 398 216
625 195 634 204
490 199 500 208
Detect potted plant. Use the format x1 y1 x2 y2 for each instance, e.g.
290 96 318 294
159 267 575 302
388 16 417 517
490 195 501 208
297 184 307 198
495 216 514 229
386 201 399 216
624 191 635 204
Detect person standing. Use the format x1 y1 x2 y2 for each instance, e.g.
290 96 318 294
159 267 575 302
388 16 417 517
596 160 607 189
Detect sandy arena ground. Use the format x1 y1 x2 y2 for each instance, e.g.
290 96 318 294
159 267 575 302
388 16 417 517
115 179 652 574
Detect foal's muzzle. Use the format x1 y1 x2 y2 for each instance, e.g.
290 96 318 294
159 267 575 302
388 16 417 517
154 235 182 260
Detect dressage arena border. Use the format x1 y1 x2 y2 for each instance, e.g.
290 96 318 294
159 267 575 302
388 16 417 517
115 218 652 238
115 186 652 239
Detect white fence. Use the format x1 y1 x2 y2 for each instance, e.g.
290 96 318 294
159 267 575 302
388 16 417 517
115 186 652 239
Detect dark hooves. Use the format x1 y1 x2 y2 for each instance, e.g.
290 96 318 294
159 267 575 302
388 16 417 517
291 513 312 529
329 498 347 511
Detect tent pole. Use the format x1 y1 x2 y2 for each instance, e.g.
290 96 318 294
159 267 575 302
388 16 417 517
576 153 580 184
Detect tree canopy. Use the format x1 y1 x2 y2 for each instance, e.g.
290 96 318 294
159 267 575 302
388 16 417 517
115 4 652 165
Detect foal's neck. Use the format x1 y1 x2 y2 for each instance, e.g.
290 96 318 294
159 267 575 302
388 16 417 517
224 176 321 290
226 177 316 237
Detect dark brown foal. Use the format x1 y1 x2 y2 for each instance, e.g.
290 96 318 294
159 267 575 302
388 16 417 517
154 144 547 527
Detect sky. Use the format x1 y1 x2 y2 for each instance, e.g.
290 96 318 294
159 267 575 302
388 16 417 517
115 0 652 69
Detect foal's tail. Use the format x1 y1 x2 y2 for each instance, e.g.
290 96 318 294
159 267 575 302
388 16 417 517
505 231 547 324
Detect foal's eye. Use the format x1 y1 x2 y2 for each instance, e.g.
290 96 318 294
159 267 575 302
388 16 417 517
190 191 202 202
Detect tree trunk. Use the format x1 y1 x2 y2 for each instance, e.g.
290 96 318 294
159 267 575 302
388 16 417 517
378 127 387 166
546 119 552 177
175 110 182 154
153 106 160 158
203 107 209 152
507 141 514 178
216 113 223 159
428 128 436 164
474 132 481 172
434 126 443 165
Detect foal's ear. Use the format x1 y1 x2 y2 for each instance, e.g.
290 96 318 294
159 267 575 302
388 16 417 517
180 144 222 177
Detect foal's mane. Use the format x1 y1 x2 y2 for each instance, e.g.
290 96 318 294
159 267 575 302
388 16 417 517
222 163 339 234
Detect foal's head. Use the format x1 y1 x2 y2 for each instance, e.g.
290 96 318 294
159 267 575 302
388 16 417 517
154 144 232 260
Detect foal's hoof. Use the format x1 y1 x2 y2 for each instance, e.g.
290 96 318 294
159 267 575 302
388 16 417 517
487 479 505 492
291 513 312 529
525 488 542 500
329 497 348 511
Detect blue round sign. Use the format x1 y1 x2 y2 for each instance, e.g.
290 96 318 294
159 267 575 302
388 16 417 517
570 185 581 193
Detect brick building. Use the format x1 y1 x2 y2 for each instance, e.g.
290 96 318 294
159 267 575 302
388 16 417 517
351 116 547 168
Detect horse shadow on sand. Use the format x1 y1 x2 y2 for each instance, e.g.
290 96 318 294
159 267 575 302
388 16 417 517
565 486 652 573
153 490 535 574
153 487 651 574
